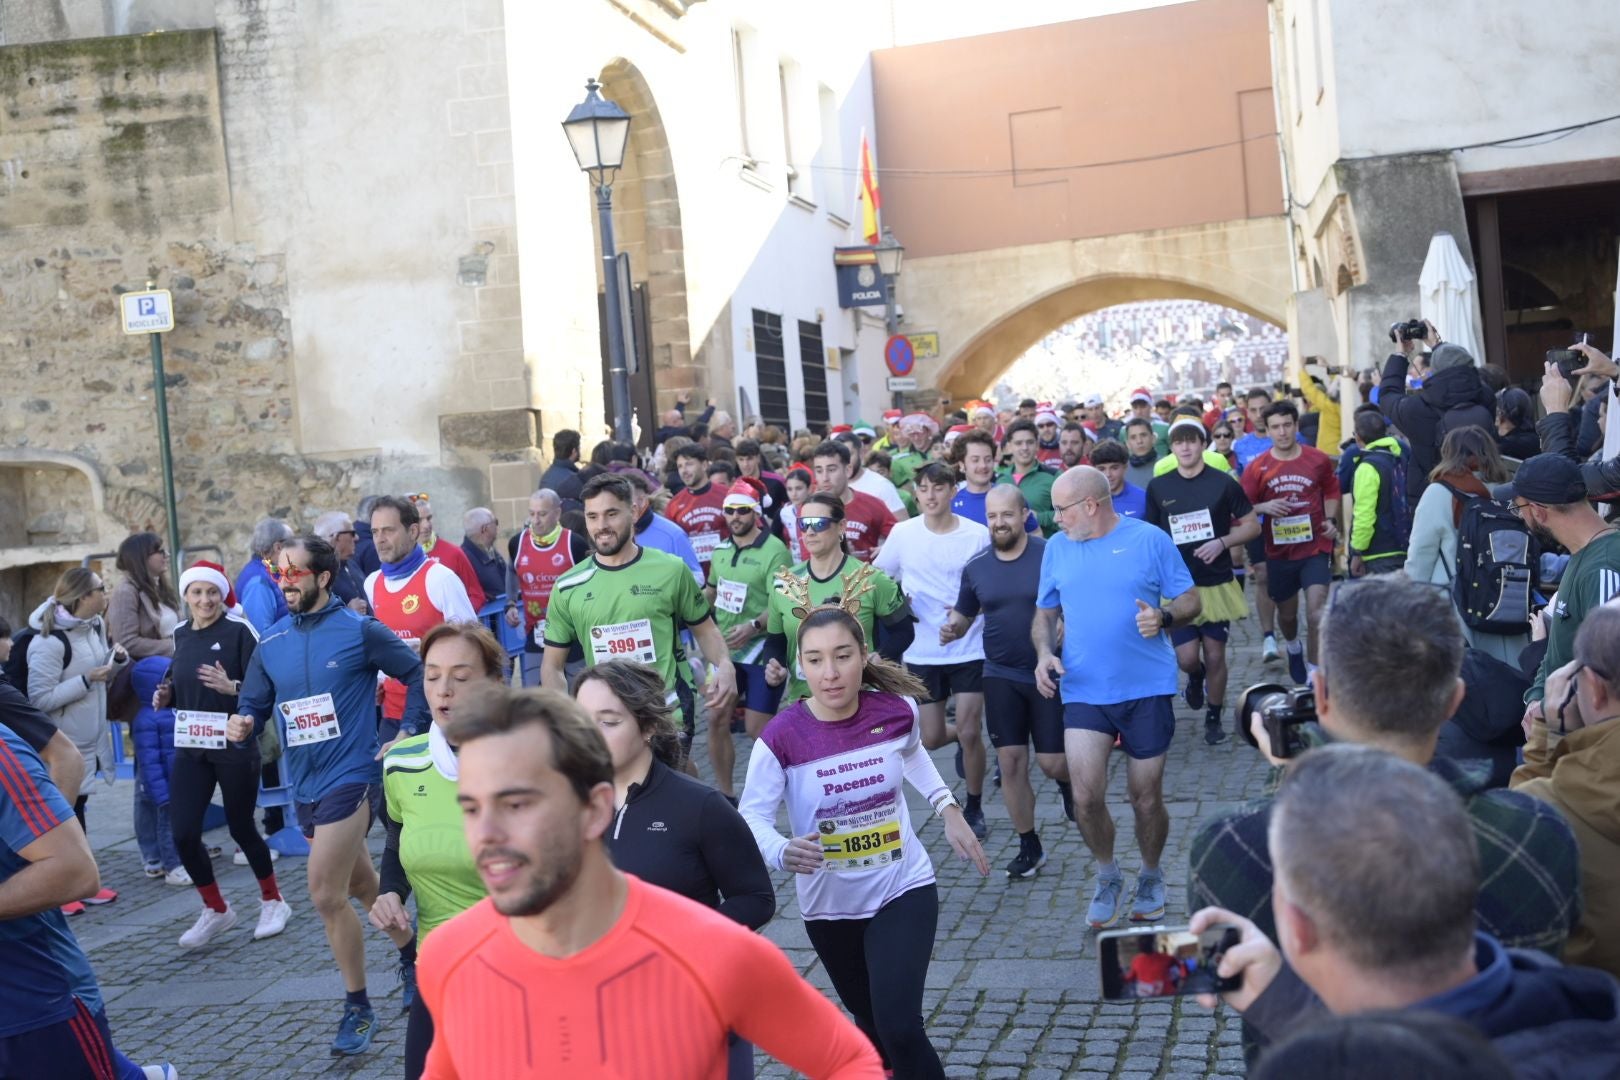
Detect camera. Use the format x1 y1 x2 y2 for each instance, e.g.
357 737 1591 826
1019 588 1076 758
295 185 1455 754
1237 682 1317 760
1388 319 1427 344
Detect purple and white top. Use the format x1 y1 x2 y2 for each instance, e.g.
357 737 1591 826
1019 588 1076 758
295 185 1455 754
739 691 950 920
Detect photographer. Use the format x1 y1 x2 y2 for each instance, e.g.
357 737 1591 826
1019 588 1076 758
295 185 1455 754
1537 345 1620 501
1188 574 1579 961
1377 320 1495 500
1192 745 1620 1079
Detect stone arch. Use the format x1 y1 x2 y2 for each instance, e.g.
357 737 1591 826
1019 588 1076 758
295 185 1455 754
0 449 125 628
595 59 695 440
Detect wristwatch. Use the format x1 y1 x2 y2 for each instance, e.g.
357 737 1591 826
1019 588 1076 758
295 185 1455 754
932 791 960 817
1159 607 1175 631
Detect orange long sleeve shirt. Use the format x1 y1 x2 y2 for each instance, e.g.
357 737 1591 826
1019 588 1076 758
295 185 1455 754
420 873 883 1079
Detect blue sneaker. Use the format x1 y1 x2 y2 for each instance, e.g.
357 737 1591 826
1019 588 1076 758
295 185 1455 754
1286 644 1307 686
399 961 417 1011
1087 874 1125 928
331 1003 376 1057
1131 872 1167 922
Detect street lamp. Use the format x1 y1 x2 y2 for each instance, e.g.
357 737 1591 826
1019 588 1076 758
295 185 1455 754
874 227 906 407
563 78 635 444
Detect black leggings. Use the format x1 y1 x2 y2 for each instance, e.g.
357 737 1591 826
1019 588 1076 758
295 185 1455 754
803 883 941 1079
404 993 434 1080
73 795 88 832
169 751 274 887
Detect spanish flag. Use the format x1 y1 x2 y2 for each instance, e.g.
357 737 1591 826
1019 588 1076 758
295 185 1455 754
857 129 881 246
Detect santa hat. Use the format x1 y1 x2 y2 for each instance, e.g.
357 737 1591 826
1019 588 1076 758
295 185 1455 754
899 412 938 435
969 404 995 419
1035 408 1060 427
724 476 770 511
180 561 236 608
829 424 853 436
1130 387 1154 405
944 424 973 445
882 409 903 424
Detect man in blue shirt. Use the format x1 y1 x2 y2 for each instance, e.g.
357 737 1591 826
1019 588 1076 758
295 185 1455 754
228 534 428 1059
1089 439 1148 519
1034 465 1199 931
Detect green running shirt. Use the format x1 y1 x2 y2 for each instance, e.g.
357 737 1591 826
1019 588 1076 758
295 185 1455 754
381 735 484 940
707 532 794 663
765 555 904 703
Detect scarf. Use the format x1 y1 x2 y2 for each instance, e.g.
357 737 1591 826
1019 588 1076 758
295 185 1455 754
1435 470 1492 528
531 524 562 547
428 723 459 781
380 544 427 581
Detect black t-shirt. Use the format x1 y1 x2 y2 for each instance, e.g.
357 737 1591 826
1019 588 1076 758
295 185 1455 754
955 536 1046 684
171 615 259 715
1145 466 1253 587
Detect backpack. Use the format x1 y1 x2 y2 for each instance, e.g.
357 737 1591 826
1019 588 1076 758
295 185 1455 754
1 628 71 692
1362 448 1412 551
1439 483 1536 635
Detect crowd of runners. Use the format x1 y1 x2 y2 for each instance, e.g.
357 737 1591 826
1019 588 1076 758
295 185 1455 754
4 333 1620 1078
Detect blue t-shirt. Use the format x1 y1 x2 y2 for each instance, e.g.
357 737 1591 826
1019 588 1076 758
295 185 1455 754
1036 517 1194 705
0 725 102 1037
951 486 1037 532
1113 482 1148 520
1233 433 1271 471
955 537 1046 683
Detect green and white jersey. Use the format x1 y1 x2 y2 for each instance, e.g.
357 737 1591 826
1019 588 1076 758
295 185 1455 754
765 555 905 704
381 734 484 940
706 531 793 664
545 545 713 692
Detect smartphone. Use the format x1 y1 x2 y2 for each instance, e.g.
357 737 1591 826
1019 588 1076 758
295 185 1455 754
1099 923 1243 1002
1547 349 1583 383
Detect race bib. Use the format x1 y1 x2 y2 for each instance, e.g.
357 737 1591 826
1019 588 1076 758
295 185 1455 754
590 619 656 665
1169 508 1216 545
174 710 228 750
1272 514 1313 545
818 812 903 872
280 693 342 747
716 579 748 615
532 617 547 647
691 530 721 561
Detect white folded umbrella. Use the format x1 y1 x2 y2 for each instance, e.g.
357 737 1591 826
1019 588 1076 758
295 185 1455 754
1419 231 1484 364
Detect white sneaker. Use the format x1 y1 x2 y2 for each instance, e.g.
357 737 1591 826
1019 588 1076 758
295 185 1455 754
178 905 237 949
164 867 193 887
233 847 279 867
141 1065 179 1080
254 898 292 940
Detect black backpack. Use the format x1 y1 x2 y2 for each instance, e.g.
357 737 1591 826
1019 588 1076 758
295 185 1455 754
1440 484 1536 635
0 628 71 691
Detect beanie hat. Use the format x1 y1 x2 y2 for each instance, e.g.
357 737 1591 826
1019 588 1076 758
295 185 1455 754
1428 343 1476 372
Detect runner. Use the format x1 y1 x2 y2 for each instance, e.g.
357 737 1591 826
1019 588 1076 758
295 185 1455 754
665 443 730 576
406 496 486 610
622 469 704 585
504 488 589 688
763 493 912 706
1034 406 1065 467
741 604 989 1076
703 478 793 797
810 440 895 562
952 430 1037 532
874 463 992 840
541 474 737 743
944 484 1073 878
997 420 1057 534
891 412 938 482
1232 389 1279 662
1145 419 1260 745
1089 440 1148 518
158 562 291 949
1240 401 1341 684
225 534 431 1056
1035 466 1200 928
420 685 884 1078
836 432 909 522
780 464 813 558
1059 422 1089 468
366 496 477 743
371 623 499 1080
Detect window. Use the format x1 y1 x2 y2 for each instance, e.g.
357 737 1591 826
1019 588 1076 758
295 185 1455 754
1310 0 1325 102
752 309 790 432
815 84 842 216
1290 17 1303 122
799 320 829 429
779 63 800 196
732 29 752 160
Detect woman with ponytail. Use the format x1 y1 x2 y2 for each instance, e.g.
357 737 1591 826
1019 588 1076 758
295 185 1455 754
740 605 988 1079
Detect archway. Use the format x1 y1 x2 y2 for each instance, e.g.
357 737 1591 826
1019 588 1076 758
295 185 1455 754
594 59 694 443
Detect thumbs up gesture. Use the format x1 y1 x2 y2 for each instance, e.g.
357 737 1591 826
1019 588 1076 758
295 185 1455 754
1135 599 1164 639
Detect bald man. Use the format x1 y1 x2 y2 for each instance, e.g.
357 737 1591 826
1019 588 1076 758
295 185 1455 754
1033 466 1199 930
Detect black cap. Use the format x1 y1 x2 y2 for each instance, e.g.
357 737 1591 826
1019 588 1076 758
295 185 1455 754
1512 454 1587 505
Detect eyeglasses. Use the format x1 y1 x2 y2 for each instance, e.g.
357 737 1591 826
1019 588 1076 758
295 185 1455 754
800 516 838 533
153 547 167 556
1509 500 1536 520
267 563 318 584
1052 496 1097 516
333 530 357 539
723 507 755 516
1213 431 1234 439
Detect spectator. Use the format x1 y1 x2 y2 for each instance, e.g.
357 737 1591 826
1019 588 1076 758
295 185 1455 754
352 494 382 576
314 510 368 611
1345 410 1408 576
1296 363 1342 452
1404 427 1523 661
1378 326 1495 500
1194 745 1620 1079
1495 388 1540 460
1537 346 1620 501
106 531 178 659
653 391 714 445
540 429 585 510
1189 575 1580 963
1513 605 1620 979
1443 648 1531 790
1250 1008 1515 1080
235 517 293 634
708 409 737 448
130 654 188 885
459 507 508 604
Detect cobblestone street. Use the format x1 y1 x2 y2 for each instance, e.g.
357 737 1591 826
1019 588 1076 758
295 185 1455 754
85 622 1279 1079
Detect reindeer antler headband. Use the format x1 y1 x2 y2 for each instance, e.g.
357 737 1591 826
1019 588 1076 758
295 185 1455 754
774 561 879 621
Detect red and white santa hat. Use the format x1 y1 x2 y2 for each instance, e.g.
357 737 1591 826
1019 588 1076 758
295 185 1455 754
1129 387 1154 405
944 424 973 444
723 476 769 511
899 411 939 435
882 408 903 424
179 560 237 607
1035 406 1060 427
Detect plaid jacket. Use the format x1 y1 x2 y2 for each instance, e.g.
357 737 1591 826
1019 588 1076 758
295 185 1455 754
1188 754 1583 956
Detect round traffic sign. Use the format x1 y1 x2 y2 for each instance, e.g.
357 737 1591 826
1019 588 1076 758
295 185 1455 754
885 334 916 377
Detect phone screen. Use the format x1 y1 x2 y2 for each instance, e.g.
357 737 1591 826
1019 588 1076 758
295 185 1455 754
1098 924 1243 1002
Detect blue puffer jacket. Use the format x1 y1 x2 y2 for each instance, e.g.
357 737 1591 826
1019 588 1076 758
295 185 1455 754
238 597 427 804
131 656 176 806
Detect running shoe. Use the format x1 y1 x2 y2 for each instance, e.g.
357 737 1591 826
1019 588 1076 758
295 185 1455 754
962 802 988 841
993 761 1003 788
1005 848 1047 880
1184 665 1206 711
1130 872 1167 923
331 1003 376 1057
1261 634 1279 664
143 864 164 879
60 901 86 916
399 961 418 1012
164 867 193 887
1287 644 1308 686
82 888 118 906
1087 874 1125 928
206 844 223 858
140 1065 179 1080
1204 719 1230 746
178 905 238 950
234 847 279 867
254 898 292 940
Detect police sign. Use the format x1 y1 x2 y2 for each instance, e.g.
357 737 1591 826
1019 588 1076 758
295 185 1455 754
120 289 175 334
833 246 884 309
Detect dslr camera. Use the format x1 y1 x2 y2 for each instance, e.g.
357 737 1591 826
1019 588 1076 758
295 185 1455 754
1388 319 1427 344
1238 682 1317 760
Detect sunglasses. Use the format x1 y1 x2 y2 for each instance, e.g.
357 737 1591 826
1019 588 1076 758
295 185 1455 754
1213 431 1234 439
723 507 755 516
267 563 318 584
800 516 837 533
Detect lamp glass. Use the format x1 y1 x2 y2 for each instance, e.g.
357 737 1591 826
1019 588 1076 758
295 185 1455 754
562 83 631 173
874 233 904 277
